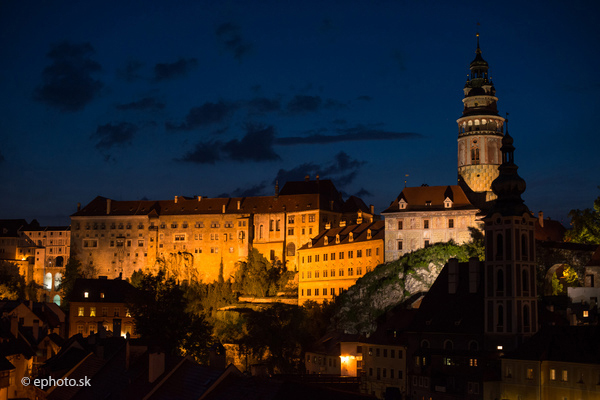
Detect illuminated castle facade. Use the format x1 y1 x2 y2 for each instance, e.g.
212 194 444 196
70 178 374 282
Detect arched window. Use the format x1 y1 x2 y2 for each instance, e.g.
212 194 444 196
421 340 430 349
44 273 53 291
496 269 504 294
496 233 504 260
259 225 263 239
523 304 530 332
444 340 454 351
55 256 64 267
521 234 528 260
54 273 62 290
53 294 61 306
286 243 295 257
522 267 529 294
468 340 479 351
497 304 504 331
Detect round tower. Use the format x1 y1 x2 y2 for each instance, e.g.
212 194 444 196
457 34 504 202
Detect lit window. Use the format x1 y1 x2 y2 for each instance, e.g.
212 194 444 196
78 307 84 316
583 310 589 318
562 369 568 382
550 369 556 381
90 307 96 317
424 220 429 229
526 368 534 380
84 291 89 298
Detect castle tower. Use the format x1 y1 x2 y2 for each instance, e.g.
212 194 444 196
457 34 505 203
483 126 537 351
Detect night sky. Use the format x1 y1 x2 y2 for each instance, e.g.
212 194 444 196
1 0 599 227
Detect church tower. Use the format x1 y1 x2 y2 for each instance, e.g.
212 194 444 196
483 126 537 351
457 34 505 203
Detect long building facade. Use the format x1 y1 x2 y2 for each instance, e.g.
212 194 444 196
70 179 374 282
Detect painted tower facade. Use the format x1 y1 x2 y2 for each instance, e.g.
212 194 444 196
483 129 537 352
457 34 504 203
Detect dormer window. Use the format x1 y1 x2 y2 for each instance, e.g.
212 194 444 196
367 229 372 240
349 232 354 242
399 199 407 210
444 197 453 208
84 291 89 298
336 234 340 244
425 201 432 207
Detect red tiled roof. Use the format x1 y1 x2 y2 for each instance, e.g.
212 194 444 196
299 220 384 250
382 185 477 213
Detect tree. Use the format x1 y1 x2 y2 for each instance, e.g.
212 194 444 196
565 192 600 244
0 261 26 300
233 249 288 297
59 257 84 312
127 270 213 362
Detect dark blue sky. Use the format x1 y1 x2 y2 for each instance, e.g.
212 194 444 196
1 0 599 227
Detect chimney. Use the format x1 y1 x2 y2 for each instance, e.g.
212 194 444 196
33 319 39 342
174 196 178 203
448 258 458 294
237 200 241 210
538 211 544 228
370 205 375 215
107 199 111 215
222 204 226 213
305 175 310 182
275 181 279 197
77 202 81 211
149 351 165 383
468 257 479 293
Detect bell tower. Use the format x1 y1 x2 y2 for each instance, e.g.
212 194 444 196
457 34 505 203
483 126 537 351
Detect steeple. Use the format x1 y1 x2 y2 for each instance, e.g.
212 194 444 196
457 34 505 204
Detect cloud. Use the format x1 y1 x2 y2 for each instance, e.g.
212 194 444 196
154 58 198 81
34 41 103 112
116 97 165 111
222 124 280 162
354 188 373 198
274 151 365 188
246 97 281 113
92 122 137 149
178 141 222 164
218 182 270 198
118 60 143 82
166 101 238 131
275 124 422 145
215 22 252 62
286 95 322 114
179 124 280 164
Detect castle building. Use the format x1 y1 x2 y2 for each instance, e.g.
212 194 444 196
382 185 480 262
297 220 384 305
0 219 70 305
457 33 505 204
382 36 508 263
70 179 373 282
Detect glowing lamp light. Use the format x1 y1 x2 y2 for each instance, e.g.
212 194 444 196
497 345 503 350
340 355 350 364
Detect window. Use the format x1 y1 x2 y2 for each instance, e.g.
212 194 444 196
357 249 362 257
308 255 312 263
398 220 403 230
330 288 335 295
307 289 311 296
550 369 556 381
376 348 380 357
357 267 362 275
366 248 372 256
78 324 84 334
309 214 316 223
339 252 344 259
527 368 534 380
315 289 319 296
397 240 403 250
174 234 185 242
331 253 335 260
114 308 120 317
102 307 108 316
288 216 295 224
348 250 353 258
424 220 429 229
348 268 353 276
424 239 430 247
78 307 84 317
390 349 395 358
339 269 344 277
315 254 320 262
448 218 454 228
84 291 89 298
469 358 478 367
288 228 294 235
90 307 96 317
323 254 328 261
331 269 335 277
562 369 568 382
